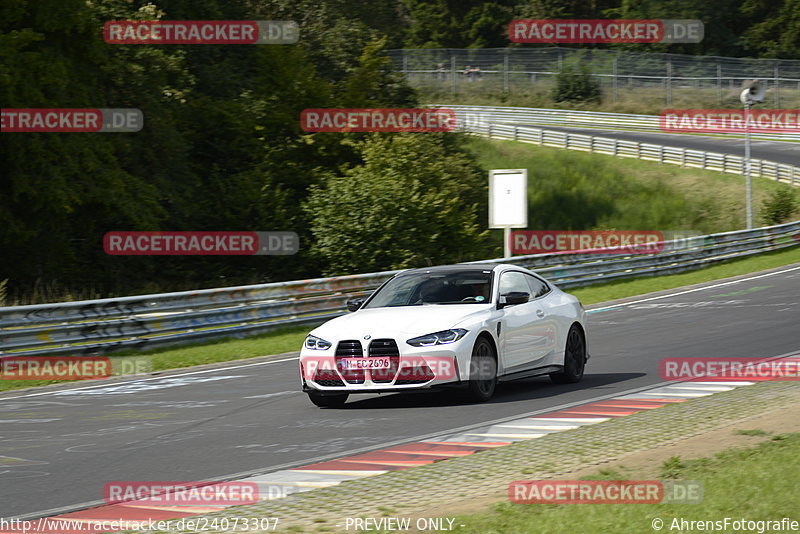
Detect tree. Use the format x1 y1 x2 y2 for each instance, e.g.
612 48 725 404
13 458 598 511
305 134 491 275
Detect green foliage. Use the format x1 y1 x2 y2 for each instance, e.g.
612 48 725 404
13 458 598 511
304 134 492 274
761 186 799 225
551 63 602 104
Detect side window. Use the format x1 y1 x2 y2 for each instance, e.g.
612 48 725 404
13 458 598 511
525 274 550 298
498 272 531 297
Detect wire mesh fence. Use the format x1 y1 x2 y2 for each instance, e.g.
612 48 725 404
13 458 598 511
388 48 800 108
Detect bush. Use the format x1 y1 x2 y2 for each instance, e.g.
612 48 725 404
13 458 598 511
761 186 799 225
551 64 602 104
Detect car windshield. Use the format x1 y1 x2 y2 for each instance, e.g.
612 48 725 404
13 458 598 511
364 270 493 308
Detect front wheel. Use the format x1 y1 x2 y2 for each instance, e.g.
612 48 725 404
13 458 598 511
466 337 497 402
307 391 348 408
550 325 586 384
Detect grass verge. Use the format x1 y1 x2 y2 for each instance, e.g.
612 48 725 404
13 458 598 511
1 247 797 394
448 432 800 534
467 137 800 235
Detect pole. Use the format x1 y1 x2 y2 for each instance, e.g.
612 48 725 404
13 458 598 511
666 60 672 107
744 102 753 229
504 227 511 258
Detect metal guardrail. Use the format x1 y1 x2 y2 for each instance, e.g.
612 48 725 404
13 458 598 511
1 221 798 357
444 106 800 186
441 104 800 142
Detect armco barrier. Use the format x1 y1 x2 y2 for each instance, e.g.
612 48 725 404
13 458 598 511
1 221 798 357
445 105 800 186
441 104 800 142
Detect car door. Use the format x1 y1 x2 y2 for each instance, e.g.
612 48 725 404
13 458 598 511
497 270 544 370
524 273 560 366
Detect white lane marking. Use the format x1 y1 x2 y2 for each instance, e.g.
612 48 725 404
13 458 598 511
496 424 581 431
689 381 755 386
53 376 246 396
0 356 300 401
587 265 800 314
662 385 737 391
465 432 549 440
528 417 611 423
243 391 299 399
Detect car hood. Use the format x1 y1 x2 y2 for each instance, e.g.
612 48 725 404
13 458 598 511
312 304 490 340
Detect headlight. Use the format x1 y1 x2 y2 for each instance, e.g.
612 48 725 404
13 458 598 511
407 329 468 347
305 335 332 350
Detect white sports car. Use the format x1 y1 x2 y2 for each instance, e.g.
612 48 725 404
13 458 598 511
299 263 588 407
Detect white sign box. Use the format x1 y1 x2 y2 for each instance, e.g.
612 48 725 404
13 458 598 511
489 169 528 228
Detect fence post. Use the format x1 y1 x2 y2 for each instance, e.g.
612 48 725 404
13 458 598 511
774 64 780 107
613 55 619 103
717 63 722 105
503 53 510 92
666 60 672 107
450 56 457 97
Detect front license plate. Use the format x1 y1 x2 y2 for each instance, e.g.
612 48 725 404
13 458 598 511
342 358 391 370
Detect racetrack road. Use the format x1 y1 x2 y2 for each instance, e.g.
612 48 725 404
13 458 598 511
509 124 800 167
1 265 799 519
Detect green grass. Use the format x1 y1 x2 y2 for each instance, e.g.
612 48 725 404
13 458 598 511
2 245 797 394
0 324 310 393
446 432 800 534
467 137 800 235
571 245 800 305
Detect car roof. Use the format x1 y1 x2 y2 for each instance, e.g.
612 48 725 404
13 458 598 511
399 263 503 275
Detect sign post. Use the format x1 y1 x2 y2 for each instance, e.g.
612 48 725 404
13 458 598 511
489 169 528 257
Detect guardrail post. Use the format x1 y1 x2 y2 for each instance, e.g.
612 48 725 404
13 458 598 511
450 56 456 97
681 148 686 167
613 139 618 156
503 54 510 92
666 60 672 107
513 125 518 141
564 133 569 149
636 142 641 159
702 151 707 169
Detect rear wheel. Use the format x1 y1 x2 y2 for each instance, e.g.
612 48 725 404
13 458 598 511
550 325 586 384
307 391 348 407
466 337 497 402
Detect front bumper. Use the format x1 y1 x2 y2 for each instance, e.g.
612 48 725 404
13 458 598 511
300 339 468 393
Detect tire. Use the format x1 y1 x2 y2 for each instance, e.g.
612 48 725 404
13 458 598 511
550 325 586 384
466 337 497 402
307 391 349 407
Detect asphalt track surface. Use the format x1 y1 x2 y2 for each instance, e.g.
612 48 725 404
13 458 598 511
1 265 799 519
509 124 800 167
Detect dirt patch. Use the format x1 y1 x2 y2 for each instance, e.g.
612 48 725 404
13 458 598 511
410 402 800 520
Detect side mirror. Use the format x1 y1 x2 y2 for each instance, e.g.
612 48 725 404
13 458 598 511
346 298 365 312
498 291 529 308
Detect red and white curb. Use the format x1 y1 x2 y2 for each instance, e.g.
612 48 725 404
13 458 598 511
1 380 754 533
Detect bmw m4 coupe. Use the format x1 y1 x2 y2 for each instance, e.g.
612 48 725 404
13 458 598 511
299 263 588 407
